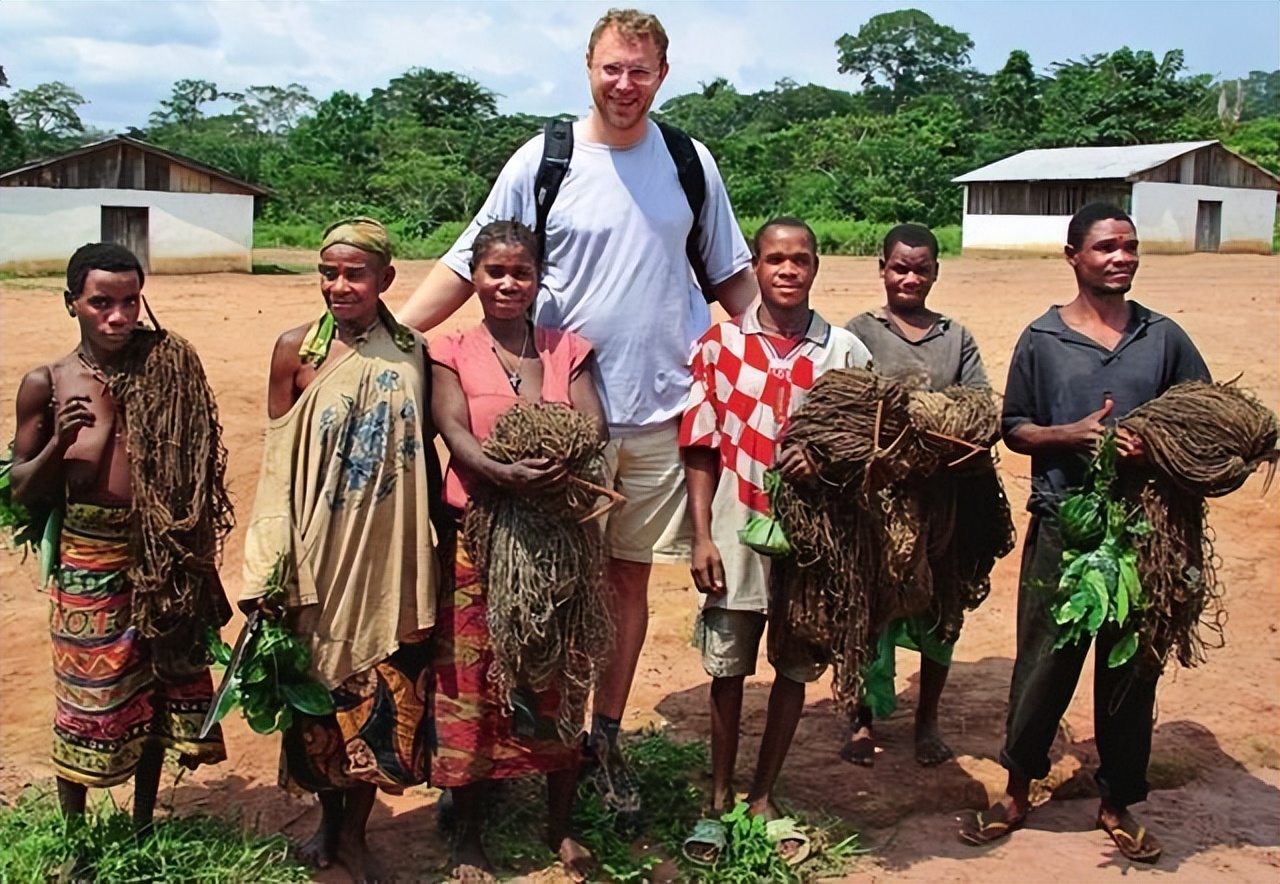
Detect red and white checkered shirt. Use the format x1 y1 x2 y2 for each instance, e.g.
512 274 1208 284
680 305 872 611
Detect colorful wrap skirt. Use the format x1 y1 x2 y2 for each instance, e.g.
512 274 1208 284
50 503 225 787
429 528 577 788
280 631 433 795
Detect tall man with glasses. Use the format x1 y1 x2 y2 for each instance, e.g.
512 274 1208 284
399 8 755 814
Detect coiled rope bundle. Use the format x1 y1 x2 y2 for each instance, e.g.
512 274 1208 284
108 328 234 671
771 368 1013 709
463 403 615 744
1119 380 1279 673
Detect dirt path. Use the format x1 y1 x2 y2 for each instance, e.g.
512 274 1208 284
2 253 1277 882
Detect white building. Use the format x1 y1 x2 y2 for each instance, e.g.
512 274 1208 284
0 135 267 275
953 141 1279 255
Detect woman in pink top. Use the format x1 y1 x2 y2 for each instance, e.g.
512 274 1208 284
431 220 604 882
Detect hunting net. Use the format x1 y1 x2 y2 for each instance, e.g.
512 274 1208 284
463 403 614 744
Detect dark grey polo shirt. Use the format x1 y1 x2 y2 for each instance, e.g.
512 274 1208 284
846 310 989 392
1002 301 1210 515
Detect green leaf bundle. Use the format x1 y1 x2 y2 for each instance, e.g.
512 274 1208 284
1051 432 1151 667
205 554 334 734
0 442 61 585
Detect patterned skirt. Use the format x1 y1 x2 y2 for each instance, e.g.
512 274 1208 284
51 503 225 787
280 631 433 795
429 529 577 788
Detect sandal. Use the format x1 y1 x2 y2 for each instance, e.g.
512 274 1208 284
1097 812 1162 863
958 803 1026 846
765 817 812 866
682 818 727 866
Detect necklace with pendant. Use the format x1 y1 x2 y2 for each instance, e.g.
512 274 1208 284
489 322 531 394
76 348 113 387
75 348 123 437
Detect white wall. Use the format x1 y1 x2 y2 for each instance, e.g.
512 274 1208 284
0 187 254 273
1132 181 1276 254
959 210 1071 255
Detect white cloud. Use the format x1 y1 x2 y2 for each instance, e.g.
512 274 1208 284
1 0 1275 133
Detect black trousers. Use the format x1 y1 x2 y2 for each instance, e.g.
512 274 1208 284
1000 515 1158 809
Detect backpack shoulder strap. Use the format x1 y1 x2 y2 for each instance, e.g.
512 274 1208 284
533 119 574 270
656 120 715 304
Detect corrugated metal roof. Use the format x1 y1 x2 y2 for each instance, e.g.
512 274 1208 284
953 141 1218 183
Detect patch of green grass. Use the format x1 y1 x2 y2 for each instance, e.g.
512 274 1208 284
484 729 862 883
0 786 309 884
0 274 64 289
251 262 307 275
253 219 468 261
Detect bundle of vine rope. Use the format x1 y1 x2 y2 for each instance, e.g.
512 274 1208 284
108 328 235 671
463 402 614 744
1118 380 1279 673
772 367 1012 708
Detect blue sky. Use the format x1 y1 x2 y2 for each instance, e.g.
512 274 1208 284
3 1 1277 132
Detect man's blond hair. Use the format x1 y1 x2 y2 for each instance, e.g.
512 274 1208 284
587 8 669 64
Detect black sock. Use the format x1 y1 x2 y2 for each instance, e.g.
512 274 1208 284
592 713 621 746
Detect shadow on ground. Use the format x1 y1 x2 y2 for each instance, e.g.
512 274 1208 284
657 654 1280 877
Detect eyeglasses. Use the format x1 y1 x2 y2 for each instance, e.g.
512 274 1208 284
597 63 659 86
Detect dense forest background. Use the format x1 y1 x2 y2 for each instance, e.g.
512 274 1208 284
2 10 1277 256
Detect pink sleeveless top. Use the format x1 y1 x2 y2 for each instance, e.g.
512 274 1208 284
433 324 593 509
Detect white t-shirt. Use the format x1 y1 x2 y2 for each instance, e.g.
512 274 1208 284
440 119 752 432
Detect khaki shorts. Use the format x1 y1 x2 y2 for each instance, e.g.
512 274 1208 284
602 421 690 563
694 607 828 685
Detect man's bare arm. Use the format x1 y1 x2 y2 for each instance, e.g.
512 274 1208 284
712 266 758 320
396 262 474 332
1003 398 1114 457
683 445 725 594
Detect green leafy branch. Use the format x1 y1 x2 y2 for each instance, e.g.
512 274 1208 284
205 553 334 734
1052 431 1151 667
0 443 61 585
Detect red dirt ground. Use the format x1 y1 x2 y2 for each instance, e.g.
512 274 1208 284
2 253 1277 882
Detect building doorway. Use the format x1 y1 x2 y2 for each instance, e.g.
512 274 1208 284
1194 200 1222 252
101 206 150 271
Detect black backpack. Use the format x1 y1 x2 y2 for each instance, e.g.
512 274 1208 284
532 118 716 304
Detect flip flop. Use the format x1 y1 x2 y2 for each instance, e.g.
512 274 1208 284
1097 813 1162 863
682 818 727 866
765 817 812 866
958 803 1026 846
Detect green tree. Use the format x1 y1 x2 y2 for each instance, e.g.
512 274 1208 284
1221 116 1280 175
753 79 858 130
370 69 497 129
10 81 87 157
657 78 750 146
149 79 221 129
1238 69 1280 122
234 83 316 135
986 50 1042 144
835 9 975 112
0 98 26 170
1040 48 1214 146
146 114 278 184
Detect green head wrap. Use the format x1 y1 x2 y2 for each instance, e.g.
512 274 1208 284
320 216 393 264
